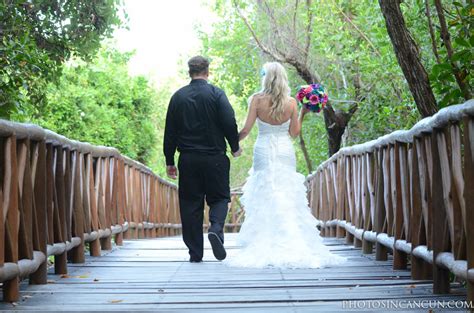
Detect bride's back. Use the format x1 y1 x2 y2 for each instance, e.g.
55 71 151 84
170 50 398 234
252 93 293 125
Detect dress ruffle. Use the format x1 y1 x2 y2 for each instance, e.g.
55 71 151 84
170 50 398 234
226 166 347 269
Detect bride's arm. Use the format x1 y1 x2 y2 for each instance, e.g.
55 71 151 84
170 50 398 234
289 98 308 138
239 96 257 141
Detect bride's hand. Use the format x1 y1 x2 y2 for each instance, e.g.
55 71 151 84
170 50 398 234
300 106 310 115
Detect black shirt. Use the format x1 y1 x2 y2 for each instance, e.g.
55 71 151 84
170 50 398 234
163 79 240 166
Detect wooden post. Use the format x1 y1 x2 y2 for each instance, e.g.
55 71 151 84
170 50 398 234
30 140 48 284
345 231 354 244
410 138 432 280
431 129 451 294
87 155 101 257
353 237 362 248
3 136 20 301
115 232 123 246
71 151 85 263
362 238 373 254
375 149 388 261
54 146 68 275
393 142 407 270
100 236 112 250
463 117 474 303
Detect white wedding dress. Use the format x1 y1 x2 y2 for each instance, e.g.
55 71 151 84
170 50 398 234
225 118 347 269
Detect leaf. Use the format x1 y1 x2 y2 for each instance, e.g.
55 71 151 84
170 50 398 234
431 63 452 77
109 299 123 304
454 37 470 48
452 50 471 62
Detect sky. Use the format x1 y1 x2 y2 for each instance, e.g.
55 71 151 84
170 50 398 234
113 0 215 85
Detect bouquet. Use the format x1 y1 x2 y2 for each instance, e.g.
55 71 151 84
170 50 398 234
295 83 328 113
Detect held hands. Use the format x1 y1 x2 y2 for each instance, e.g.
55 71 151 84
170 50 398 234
232 148 243 158
166 165 178 179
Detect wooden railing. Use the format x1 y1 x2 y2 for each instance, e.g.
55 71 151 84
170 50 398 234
0 119 246 303
0 120 180 302
307 99 474 302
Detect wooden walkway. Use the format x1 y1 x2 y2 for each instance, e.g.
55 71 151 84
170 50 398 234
0 234 467 312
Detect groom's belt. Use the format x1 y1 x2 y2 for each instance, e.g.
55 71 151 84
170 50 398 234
180 150 226 156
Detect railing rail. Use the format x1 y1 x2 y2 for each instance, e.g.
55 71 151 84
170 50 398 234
0 120 180 302
307 99 474 302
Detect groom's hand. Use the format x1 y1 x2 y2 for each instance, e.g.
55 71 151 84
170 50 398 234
232 148 243 158
166 165 178 179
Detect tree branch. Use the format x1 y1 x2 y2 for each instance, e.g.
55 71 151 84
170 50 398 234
334 2 382 57
293 0 299 39
424 0 441 64
304 0 313 63
232 0 285 63
434 0 471 100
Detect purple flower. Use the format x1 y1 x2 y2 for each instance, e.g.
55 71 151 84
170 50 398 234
322 94 328 104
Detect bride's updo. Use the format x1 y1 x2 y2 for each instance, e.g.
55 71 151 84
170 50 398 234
260 62 291 122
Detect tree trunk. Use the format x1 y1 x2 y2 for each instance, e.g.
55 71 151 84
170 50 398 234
299 132 313 173
323 105 355 157
378 0 438 117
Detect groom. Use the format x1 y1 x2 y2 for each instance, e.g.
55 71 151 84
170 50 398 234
163 56 241 262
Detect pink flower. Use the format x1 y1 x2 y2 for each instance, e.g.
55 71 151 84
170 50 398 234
304 86 313 94
296 90 306 101
309 94 319 104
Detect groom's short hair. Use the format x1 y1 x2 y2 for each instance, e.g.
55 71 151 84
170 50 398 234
188 56 209 77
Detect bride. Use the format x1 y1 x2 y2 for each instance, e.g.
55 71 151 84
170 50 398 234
226 62 346 269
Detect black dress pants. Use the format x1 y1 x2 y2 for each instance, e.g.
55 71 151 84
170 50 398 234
177 152 230 260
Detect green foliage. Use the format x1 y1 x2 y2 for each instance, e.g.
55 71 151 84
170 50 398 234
11 47 159 165
202 0 421 182
0 0 124 117
424 1 473 107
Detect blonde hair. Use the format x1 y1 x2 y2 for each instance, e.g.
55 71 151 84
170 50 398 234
260 62 291 121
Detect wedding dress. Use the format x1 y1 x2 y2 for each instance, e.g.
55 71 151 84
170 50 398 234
225 118 347 268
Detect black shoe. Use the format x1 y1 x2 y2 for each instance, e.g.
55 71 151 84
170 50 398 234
189 257 202 263
208 232 226 261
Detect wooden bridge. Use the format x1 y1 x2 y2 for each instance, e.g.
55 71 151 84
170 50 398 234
0 99 473 311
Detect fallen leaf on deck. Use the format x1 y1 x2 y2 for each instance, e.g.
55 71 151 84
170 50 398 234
109 299 123 304
93 278 100 282
78 275 89 278
408 284 417 288
47 280 56 284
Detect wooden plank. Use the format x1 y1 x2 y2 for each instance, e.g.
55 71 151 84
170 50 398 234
1 234 467 311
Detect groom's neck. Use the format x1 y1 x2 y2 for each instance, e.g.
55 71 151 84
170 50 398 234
191 75 208 81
